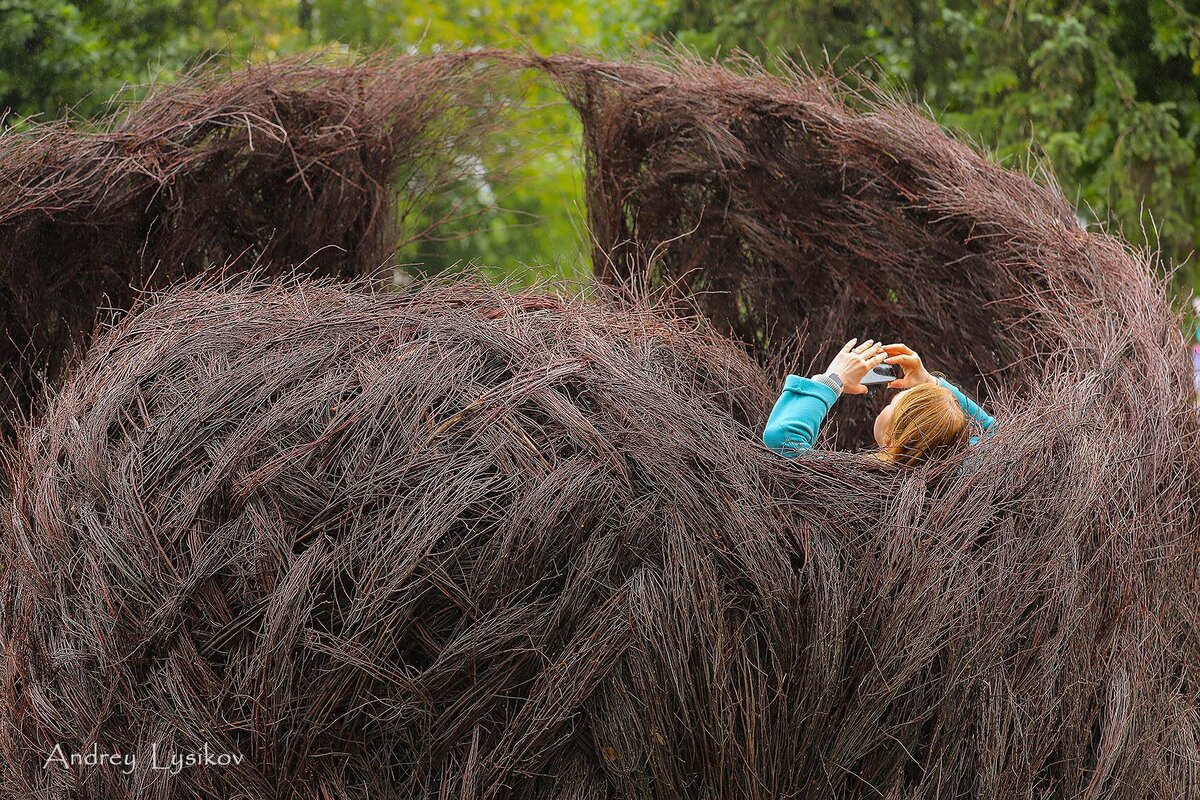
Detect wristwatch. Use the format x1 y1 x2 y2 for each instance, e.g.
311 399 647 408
812 372 844 396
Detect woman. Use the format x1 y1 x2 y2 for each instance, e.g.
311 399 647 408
762 339 995 465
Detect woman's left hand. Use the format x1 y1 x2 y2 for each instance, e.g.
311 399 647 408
824 338 888 394
882 343 935 388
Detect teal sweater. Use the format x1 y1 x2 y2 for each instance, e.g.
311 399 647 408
763 376 996 457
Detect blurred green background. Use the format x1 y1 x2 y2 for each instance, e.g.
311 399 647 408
3 1 1199 291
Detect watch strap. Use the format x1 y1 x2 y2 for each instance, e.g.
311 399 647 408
812 372 843 396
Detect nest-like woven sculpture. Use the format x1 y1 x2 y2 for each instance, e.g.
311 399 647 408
541 54 1175 445
1 54 1198 799
0 54 508 420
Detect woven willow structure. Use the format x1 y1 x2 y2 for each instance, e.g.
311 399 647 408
0 53 1196 799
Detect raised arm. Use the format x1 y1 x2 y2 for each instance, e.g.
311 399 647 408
763 376 839 455
763 339 887 457
935 377 996 443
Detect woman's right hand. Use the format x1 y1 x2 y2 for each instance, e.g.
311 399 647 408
882 343 935 388
824 338 887 394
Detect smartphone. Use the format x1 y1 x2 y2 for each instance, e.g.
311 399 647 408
861 363 901 389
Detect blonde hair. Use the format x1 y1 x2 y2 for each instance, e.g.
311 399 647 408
879 383 969 466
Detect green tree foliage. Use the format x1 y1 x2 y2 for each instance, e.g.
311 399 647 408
283 0 657 284
0 0 184 121
661 0 1200 289
6 2 1198 289
306 1 664 283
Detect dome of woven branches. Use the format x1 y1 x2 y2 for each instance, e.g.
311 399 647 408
0 53 1198 799
2 276 1198 799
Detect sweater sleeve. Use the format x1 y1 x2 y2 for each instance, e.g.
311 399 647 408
936 377 996 444
763 375 839 457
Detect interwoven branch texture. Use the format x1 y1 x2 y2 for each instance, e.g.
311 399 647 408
0 53 511 421
0 53 1198 800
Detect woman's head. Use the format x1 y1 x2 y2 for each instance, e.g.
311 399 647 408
873 382 968 466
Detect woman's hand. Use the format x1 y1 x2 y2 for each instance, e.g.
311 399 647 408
882 343 935 388
824 338 887 395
